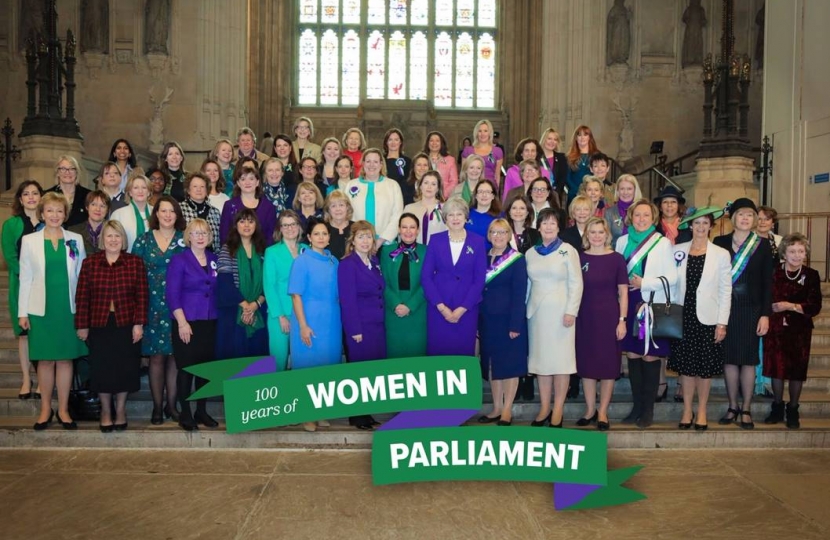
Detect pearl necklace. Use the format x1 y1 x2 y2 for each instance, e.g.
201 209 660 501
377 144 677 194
784 264 802 281
449 232 466 243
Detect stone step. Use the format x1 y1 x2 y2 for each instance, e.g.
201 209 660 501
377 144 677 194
1 415 829 450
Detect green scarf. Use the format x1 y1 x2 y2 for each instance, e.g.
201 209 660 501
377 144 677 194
131 201 150 237
623 224 657 277
237 248 265 337
461 180 473 204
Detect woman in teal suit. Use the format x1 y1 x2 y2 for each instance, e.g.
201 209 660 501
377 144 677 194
379 213 427 358
263 210 306 370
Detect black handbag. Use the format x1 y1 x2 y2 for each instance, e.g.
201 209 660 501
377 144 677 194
649 276 684 340
69 358 101 421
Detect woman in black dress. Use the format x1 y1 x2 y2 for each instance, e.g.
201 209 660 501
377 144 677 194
713 198 772 429
505 195 541 255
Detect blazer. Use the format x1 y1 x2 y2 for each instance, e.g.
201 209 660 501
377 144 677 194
292 141 322 162
110 203 154 252
18 229 86 317
674 241 732 326
432 156 459 199
219 197 278 247
421 231 487 311
560 226 584 252
46 185 91 228
165 249 219 321
263 242 306 320
713 232 773 315
343 177 404 243
481 251 528 333
502 165 550 203
75 251 149 328
379 243 428 314
338 252 386 338
542 152 569 208
511 227 541 254
615 233 679 304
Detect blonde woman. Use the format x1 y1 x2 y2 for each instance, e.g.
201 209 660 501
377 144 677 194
604 174 643 245
461 119 504 188
451 154 486 205
342 127 367 178
209 138 236 196
292 116 322 162
111 174 153 251
46 155 91 227
343 148 403 250
539 128 569 207
323 190 354 259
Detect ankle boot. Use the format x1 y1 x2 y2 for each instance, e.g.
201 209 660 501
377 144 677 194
764 401 785 424
785 402 800 429
622 359 643 424
637 360 661 429
195 400 219 428
178 399 196 431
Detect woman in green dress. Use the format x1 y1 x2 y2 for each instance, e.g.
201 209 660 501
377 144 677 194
1 180 43 399
131 196 187 425
18 193 88 430
379 213 428 358
263 210 306 371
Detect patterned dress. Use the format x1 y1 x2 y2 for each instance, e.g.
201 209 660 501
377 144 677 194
668 254 724 378
132 230 187 355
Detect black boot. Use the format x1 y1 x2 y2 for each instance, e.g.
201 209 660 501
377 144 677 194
785 402 800 429
567 374 580 399
193 377 218 427
637 361 661 429
177 372 197 431
519 376 536 401
621 359 643 424
764 401 785 424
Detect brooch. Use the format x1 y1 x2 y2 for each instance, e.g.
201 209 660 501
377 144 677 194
348 185 360 199
466 246 474 255
674 251 686 267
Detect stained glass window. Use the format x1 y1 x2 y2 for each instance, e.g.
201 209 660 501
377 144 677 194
297 0 497 108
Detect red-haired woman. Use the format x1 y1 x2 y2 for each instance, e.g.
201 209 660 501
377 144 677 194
565 125 599 207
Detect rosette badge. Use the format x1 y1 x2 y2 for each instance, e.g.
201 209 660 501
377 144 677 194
348 185 360 199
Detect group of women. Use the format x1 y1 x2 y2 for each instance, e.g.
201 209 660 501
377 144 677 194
3 119 822 433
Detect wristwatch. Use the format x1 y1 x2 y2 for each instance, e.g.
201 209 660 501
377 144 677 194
619 316 627 321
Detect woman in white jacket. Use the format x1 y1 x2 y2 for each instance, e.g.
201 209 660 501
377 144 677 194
19 193 87 430
614 199 678 428
343 148 403 250
669 207 732 431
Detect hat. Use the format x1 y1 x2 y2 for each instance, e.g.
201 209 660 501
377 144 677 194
653 185 686 205
679 206 725 229
726 197 757 217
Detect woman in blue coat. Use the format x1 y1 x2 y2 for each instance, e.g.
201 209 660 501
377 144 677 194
263 210 306 371
338 220 387 430
422 197 487 356
379 213 428 358
478 219 528 426
215 209 269 360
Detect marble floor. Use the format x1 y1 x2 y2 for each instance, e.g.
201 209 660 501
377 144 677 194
0 448 829 539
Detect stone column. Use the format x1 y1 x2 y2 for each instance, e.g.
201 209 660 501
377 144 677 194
248 0 291 137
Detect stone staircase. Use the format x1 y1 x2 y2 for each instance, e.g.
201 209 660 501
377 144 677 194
1 270 829 449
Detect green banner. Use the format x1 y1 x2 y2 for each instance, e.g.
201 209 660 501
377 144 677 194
222 356 482 433
372 426 608 486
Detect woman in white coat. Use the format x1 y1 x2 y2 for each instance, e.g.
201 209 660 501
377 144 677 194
615 199 678 429
19 193 87 430
526 207 584 428
343 148 404 250
669 207 732 430
111 175 153 251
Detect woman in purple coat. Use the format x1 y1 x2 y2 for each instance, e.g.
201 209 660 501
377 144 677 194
422 197 487 356
338 220 387 430
166 218 219 431
219 164 277 246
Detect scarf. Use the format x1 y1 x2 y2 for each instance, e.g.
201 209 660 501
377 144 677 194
237 248 265 337
185 198 211 220
87 221 103 249
263 182 289 213
422 202 443 244
389 241 419 263
360 177 382 227
660 217 680 244
534 237 563 256
731 232 761 284
623 225 657 277
131 201 150 237
617 199 633 235
486 248 523 283
461 180 474 204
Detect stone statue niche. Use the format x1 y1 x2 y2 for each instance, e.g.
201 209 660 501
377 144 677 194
606 0 631 66
681 0 706 68
81 0 109 54
145 0 171 55
19 0 46 50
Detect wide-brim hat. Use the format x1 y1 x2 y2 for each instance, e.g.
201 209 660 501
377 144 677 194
726 197 758 217
653 185 686 205
679 206 725 229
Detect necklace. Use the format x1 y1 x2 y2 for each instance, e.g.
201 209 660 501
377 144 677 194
449 231 466 243
784 264 802 281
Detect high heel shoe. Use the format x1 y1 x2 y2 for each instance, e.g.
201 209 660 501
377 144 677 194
694 422 708 431
194 410 219 428
113 422 128 431
678 414 694 430
33 409 54 431
597 420 610 431
164 404 180 422
575 411 598 427
100 423 114 433
550 416 564 428
151 408 164 425
655 383 668 403
719 407 740 425
531 412 551 427
477 414 500 424
56 411 77 430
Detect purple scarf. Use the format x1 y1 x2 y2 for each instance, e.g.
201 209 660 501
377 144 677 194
617 199 633 234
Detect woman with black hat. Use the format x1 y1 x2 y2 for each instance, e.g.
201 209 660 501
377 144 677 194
713 198 772 429
654 185 692 402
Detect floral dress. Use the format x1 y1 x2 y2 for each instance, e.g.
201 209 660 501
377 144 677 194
131 230 187 355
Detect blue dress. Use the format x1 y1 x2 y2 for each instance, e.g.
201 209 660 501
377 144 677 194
131 231 187 356
566 155 591 206
287 249 342 368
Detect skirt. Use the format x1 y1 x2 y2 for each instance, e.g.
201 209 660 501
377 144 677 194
172 319 217 370
621 288 672 358
88 315 142 394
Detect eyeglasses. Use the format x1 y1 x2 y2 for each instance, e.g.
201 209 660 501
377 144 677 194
490 230 510 236
301 165 317 170
531 187 549 193
190 231 209 237
58 167 76 173
281 222 299 228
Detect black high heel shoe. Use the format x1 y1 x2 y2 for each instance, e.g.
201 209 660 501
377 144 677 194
33 409 54 431
531 412 552 427
151 408 164 425
56 411 77 430
550 416 564 428
575 411 598 427
164 404 180 422
655 383 668 403
194 410 219 428
113 422 128 431
678 414 694 430
719 407 740 425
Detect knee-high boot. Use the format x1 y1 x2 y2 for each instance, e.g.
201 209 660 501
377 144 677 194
621 359 643 424
638 360 662 429
194 376 218 427
177 371 196 431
